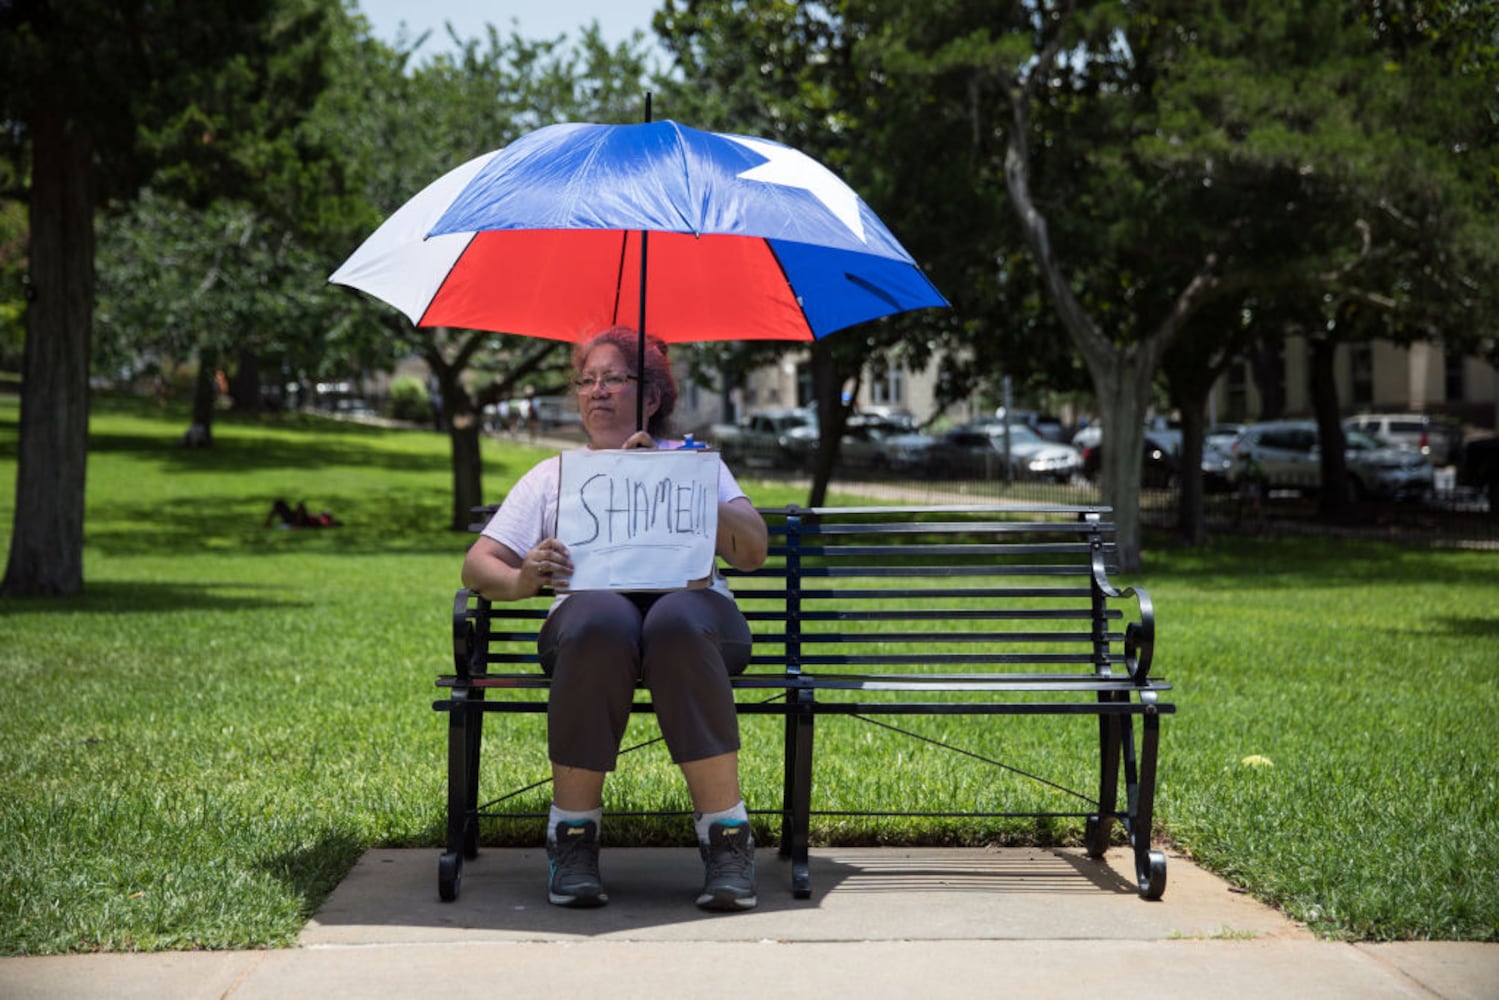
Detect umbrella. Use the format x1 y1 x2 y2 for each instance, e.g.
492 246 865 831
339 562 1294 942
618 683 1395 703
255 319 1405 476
329 118 949 426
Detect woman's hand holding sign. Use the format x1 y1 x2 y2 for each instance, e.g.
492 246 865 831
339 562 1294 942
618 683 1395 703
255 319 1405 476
524 538 572 594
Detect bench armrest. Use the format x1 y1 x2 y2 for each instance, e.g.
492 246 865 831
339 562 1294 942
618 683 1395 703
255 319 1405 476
1090 548 1157 684
453 588 478 678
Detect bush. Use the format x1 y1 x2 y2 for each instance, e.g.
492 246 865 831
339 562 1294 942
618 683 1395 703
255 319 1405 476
386 375 430 424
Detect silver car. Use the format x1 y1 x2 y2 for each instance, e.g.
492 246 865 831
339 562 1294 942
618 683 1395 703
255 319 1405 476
1228 420 1434 501
968 423 1084 482
782 414 930 473
1342 413 1461 467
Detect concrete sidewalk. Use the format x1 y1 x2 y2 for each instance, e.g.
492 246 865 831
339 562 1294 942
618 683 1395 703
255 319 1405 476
3 846 1495 999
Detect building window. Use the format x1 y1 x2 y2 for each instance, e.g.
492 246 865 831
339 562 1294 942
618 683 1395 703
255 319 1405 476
870 367 906 406
1349 344 1373 406
796 362 814 407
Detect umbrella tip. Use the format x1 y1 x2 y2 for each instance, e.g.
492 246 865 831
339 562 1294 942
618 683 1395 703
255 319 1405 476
644 92 652 124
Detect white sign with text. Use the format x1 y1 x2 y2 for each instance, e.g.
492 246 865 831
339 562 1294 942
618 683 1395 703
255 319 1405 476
556 449 720 591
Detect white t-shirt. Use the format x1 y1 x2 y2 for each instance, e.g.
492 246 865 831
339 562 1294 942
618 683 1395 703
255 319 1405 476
479 443 750 606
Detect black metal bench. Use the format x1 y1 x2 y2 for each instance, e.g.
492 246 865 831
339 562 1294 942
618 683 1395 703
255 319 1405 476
435 504 1173 903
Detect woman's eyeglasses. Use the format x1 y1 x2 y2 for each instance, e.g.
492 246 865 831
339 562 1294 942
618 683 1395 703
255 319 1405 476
572 372 638 393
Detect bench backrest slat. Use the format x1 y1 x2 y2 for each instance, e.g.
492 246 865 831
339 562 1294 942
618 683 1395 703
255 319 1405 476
455 504 1156 688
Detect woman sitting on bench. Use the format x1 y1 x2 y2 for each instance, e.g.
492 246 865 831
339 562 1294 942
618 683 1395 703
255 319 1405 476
460 327 770 912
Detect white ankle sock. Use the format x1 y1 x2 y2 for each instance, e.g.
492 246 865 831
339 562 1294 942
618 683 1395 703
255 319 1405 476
548 804 603 842
694 800 748 843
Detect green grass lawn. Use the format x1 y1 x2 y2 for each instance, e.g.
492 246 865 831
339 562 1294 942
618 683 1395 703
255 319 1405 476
1 394 1496 951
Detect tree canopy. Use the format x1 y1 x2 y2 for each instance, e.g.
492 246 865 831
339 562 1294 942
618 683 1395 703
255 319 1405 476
654 0 1497 563
1 0 340 595
6 0 1495 588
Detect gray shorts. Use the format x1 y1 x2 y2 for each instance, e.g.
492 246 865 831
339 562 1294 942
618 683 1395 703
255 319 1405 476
538 589 753 771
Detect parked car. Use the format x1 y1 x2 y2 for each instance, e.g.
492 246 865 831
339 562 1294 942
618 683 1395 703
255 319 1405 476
1227 419 1435 501
1342 413 1462 467
927 423 1081 481
706 407 813 468
880 426 939 473
782 413 931 473
1205 423 1248 453
1198 442 1237 493
1457 435 1499 513
1077 429 1234 492
853 405 920 431
923 428 1010 479
1071 423 1101 452
986 408 1068 442
531 395 582 430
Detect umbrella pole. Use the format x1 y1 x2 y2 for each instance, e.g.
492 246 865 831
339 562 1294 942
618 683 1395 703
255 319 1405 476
636 227 648 431
636 92 653 432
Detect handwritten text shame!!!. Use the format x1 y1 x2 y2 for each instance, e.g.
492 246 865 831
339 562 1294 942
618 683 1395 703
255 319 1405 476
568 473 712 547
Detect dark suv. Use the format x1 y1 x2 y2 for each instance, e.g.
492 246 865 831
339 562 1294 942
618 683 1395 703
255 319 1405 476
1458 436 1499 513
1228 420 1434 501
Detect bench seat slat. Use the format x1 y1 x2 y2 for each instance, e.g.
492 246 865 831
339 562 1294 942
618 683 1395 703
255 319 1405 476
734 586 1102 599
440 674 1169 694
788 520 1109 535
777 543 1097 558
477 652 1127 669
440 701 1168 719
772 565 1096 579
742 609 1117 622
752 631 1118 644
770 652 1116 665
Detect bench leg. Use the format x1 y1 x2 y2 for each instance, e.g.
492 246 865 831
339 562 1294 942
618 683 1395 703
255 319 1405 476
439 688 481 902
1120 712 1167 900
778 698 797 860
462 692 485 860
1089 703 1123 858
781 691 814 899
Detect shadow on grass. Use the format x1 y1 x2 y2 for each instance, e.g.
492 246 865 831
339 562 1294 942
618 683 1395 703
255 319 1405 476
1142 533 1499 589
0 579 307 614
89 426 449 477
257 827 368 920
1424 615 1499 639
83 489 471 559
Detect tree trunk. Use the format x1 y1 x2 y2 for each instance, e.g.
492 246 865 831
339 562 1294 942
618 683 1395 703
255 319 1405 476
186 354 216 446
1176 385 1211 545
2 108 93 598
1001 54 1217 572
1308 338 1349 520
807 340 844 508
1091 357 1151 569
427 341 484 531
230 350 262 414
449 415 484 531
433 332 569 531
721 368 735 424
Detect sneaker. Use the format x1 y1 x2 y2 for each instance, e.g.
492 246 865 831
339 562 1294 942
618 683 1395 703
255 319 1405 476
547 819 607 907
696 820 757 911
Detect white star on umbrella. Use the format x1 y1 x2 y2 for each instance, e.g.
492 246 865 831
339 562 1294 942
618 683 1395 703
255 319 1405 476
727 135 867 243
